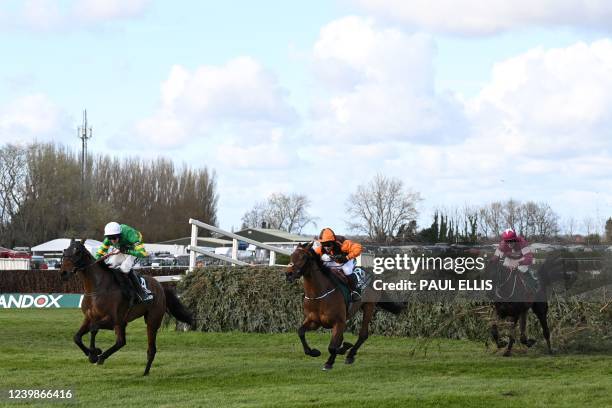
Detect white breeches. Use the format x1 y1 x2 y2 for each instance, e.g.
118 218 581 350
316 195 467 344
105 253 136 274
323 258 355 276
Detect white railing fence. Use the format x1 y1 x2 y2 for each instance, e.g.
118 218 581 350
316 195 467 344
188 218 298 272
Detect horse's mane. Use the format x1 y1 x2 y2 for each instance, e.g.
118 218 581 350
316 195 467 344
72 240 113 272
299 241 337 281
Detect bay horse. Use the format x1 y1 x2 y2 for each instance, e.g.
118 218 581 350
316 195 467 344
60 239 193 375
488 254 571 356
286 243 404 370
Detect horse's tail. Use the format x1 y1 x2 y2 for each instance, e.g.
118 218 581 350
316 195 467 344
376 301 406 315
164 287 194 326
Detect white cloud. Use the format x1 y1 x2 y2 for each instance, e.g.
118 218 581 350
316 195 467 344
353 0 612 35
469 39 612 158
216 142 296 170
72 0 150 22
135 58 298 148
309 16 468 144
0 93 71 144
22 0 63 31
1 0 150 31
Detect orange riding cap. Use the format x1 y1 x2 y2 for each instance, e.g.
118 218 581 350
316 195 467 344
314 228 363 260
319 228 337 242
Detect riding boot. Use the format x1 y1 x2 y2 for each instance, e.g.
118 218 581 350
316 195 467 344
110 268 132 300
347 273 362 302
127 270 153 304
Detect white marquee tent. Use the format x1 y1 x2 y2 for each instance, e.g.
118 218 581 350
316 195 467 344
31 239 103 256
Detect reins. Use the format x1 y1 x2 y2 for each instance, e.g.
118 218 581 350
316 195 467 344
295 246 338 302
304 287 337 301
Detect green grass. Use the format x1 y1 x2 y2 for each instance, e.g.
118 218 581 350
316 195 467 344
0 309 611 407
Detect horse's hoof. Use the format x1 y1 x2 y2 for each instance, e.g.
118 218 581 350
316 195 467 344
322 363 333 371
522 339 536 348
308 349 321 357
88 354 98 364
345 356 355 365
96 357 105 365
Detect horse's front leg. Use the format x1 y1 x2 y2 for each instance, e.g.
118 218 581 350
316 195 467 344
96 324 127 365
503 316 519 357
298 319 321 357
323 321 345 371
73 319 91 358
519 310 536 347
87 324 102 364
490 320 507 349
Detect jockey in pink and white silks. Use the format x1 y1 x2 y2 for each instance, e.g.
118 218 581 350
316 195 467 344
492 229 538 290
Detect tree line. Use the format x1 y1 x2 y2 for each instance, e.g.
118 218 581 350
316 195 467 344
0 143 217 247
241 174 611 244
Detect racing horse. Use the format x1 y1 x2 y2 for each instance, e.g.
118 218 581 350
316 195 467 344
488 254 573 356
60 239 193 375
286 242 405 370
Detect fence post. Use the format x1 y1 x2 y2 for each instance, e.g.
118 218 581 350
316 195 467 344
188 223 198 273
269 250 276 266
232 239 238 266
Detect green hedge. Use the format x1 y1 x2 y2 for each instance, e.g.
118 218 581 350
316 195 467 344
178 267 612 350
0 268 185 293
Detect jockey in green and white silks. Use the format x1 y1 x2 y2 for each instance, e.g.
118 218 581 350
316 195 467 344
95 222 153 303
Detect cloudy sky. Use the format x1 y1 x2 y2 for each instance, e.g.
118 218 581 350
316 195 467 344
1 0 611 236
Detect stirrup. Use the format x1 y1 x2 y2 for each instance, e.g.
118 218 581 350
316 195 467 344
135 292 154 304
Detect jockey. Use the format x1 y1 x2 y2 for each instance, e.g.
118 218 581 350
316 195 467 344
492 228 538 289
313 227 363 301
95 222 153 303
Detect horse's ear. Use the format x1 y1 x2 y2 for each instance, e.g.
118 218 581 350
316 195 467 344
70 238 75 244
80 237 87 244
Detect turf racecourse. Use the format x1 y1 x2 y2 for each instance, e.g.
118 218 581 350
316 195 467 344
0 310 610 408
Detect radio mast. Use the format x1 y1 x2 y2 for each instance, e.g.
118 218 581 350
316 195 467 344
77 110 93 184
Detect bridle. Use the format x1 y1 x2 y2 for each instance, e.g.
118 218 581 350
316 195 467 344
287 246 337 301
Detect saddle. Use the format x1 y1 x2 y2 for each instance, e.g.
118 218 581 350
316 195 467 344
108 268 134 302
320 265 369 309
320 265 352 308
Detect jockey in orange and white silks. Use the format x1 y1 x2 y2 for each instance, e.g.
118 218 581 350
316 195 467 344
491 229 534 273
313 228 364 301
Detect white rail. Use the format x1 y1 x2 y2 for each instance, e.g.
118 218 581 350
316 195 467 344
188 218 294 272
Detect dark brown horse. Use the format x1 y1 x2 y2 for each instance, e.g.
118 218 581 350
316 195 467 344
286 243 404 370
488 254 571 356
60 239 193 375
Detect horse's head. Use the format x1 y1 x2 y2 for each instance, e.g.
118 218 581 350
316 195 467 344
286 242 314 283
60 238 90 281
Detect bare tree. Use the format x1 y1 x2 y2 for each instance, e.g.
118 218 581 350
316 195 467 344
0 144 27 245
241 193 316 233
478 201 505 239
564 216 577 240
346 174 421 242
502 198 520 233
531 202 559 238
2 142 218 245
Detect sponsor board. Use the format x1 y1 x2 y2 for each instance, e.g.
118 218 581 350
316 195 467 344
0 294 83 309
